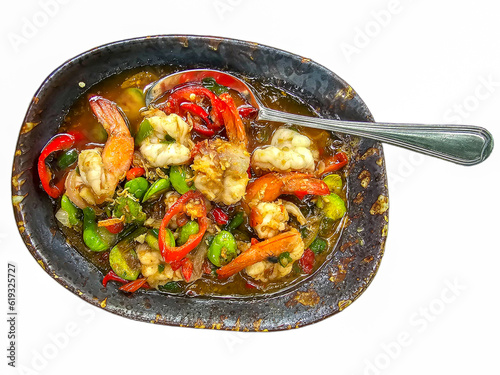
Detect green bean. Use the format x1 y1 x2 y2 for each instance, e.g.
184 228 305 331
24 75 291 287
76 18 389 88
207 230 237 267
323 174 343 194
124 177 149 200
61 194 82 226
108 226 147 280
224 212 244 232
169 166 195 195
145 228 174 251
134 118 153 146
177 221 199 246
109 242 141 281
57 149 78 169
309 237 327 254
316 193 347 221
82 207 113 252
142 178 170 202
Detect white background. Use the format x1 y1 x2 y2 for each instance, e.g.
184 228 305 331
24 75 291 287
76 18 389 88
2 0 499 374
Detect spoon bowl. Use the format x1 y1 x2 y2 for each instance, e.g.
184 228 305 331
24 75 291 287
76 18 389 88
146 69 494 166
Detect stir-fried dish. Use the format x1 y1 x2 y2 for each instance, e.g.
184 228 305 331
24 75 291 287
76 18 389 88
38 68 349 296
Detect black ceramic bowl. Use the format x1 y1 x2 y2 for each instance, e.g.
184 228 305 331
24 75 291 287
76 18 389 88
12 35 388 331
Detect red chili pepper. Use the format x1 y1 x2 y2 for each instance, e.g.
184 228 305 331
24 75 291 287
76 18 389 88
181 258 193 282
299 248 315 274
159 191 208 263
250 238 260 246
66 130 86 143
105 222 124 234
170 260 182 271
166 85 225 129
180 102 212 126
126 167 145 180
322 152 348 174
119 278 149 293
102 270 127 288
38 133 76 198
247 166 252 179
211 208 229 226
237 104 258 119
180 102 216 136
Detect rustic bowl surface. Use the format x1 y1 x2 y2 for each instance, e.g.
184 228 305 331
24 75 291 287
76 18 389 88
12 35 389 331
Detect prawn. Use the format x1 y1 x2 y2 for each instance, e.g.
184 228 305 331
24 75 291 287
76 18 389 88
245 172 329 239
216 229 303 279
191 93 250 205
251 127 318 173
65 96 134 207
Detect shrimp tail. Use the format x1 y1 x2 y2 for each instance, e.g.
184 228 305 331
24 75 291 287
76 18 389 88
88 95 134 181
220 93 248 150
89 95 130 137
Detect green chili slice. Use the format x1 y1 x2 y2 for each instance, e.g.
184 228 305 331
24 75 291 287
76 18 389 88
135 118 153 146
61 194 82 226
169 166 195 195
57 149 78 169
83 207 113 252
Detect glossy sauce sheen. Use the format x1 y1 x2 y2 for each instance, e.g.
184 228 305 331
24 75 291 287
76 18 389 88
57 66 349 297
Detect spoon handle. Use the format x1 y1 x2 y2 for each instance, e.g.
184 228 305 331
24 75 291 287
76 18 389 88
258 107 494 166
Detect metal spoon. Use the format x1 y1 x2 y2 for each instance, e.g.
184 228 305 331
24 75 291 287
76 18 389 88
145 69 494 166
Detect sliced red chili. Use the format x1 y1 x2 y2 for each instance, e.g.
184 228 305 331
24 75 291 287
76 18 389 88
119 278 149 293
66 130 86 143
159 191 208 263
170 260 182 271
211 208 229 226
181 258 193 282
180 102 216 136
299 248 315 274
166 84 225 129
38 133 76 198
126 167 145 180
102 270 127 288
322 152 348 174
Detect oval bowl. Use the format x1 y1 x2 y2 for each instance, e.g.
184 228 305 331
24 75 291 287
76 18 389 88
12 35 388 331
